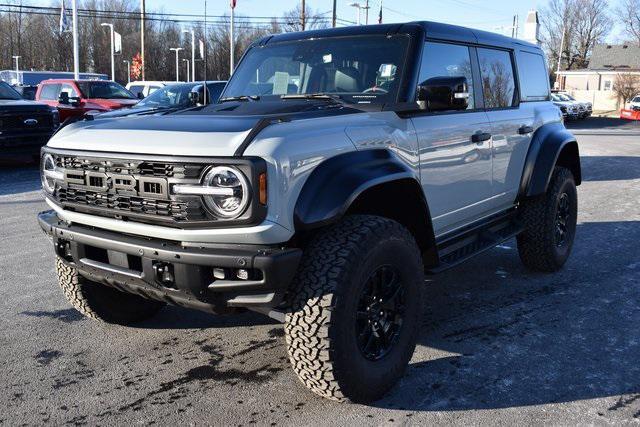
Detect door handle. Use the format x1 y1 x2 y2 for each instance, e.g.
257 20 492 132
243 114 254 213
518 125 534 135
471 132 492 143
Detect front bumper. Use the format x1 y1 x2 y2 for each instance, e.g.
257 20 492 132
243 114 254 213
38 210 302 313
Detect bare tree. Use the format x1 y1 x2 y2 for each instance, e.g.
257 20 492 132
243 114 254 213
613 73 640 105
540 0 611 72
617 0 640 45
281 4 328 32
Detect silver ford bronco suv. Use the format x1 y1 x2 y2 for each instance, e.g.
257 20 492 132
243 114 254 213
38 22 581 403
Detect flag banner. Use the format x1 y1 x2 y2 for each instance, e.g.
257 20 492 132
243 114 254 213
378 1 383 24
114 32 122 54
230 0 236 9
199 39 205 59
59 0 71 34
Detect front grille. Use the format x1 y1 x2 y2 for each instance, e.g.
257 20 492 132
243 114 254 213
55 156 204 179
0 112 53 131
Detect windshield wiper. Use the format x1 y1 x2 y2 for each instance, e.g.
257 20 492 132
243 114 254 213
218 95 260 103
280 93 349 106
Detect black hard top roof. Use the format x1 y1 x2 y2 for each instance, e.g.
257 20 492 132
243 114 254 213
260 21 539 51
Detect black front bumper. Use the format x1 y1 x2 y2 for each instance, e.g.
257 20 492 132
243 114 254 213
38 210 302 313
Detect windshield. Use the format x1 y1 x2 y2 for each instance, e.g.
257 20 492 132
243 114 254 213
0 82 22 100
77 81 135 99
222 35 409 103
632 96 640 102
136 82 227 108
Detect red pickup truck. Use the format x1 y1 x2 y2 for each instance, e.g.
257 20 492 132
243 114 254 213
35 79 139 121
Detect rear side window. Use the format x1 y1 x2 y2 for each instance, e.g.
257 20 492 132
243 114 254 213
517 51 549 101
40 84 60 100
418 42 475 110
477 48 517 109
128 85 144 96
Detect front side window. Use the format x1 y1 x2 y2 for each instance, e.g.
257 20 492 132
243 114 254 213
128 85 144 96
77 81 135 99
223 35 409 104
418 41 475 110
60 83 79 98
477 48 517 109
40 84 60 100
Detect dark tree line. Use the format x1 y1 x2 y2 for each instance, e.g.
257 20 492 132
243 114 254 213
0 0 328 83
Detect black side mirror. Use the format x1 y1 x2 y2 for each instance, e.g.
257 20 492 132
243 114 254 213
69 97 81 107
188 91 200 106
58 92 70 105
417 76 470 111
137 92 145 100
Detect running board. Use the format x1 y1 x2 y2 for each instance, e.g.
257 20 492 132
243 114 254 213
428 211 524 274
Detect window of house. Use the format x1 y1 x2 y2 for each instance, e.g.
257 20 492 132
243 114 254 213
603 80 612 91
477 48 517 108
418 41 475 110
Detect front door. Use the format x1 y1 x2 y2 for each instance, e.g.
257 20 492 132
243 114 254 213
410 41 494 236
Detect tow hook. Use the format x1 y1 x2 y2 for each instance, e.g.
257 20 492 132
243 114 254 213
152 262 176 289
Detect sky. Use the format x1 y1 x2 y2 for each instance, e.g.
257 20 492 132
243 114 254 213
150 0 625 40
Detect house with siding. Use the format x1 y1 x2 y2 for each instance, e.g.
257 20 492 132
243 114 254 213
555 44 640 111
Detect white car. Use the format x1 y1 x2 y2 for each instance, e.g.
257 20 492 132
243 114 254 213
125 81 173 99
630 95 640 110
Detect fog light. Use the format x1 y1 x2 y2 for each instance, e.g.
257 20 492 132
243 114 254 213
236 269 249 280
213 268 226 280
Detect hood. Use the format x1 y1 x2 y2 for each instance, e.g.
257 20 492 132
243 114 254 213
88 98 139 110
0 99 52 111
94 105 179 119
48 100 363 156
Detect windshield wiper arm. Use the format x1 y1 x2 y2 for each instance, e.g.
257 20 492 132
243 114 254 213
280 93 341 100
218 95 260 103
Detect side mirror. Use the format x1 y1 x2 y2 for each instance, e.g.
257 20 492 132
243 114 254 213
69 97 81 107
58 92 70 105
137 92 145 100
417 76 470 111
188 91 200 106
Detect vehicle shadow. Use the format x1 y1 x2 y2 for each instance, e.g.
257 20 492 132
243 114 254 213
132 305 279 330
0 166 41 196
373 220 640 412
580 156 640 182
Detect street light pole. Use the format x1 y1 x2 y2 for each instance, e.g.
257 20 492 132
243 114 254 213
182 29 196 82
72 0 79 79
12 55 20 77
101 23 115 81
123 60 131 84
140 0 145 81
230 2 235 76
169 47 183 82
182 59 190 83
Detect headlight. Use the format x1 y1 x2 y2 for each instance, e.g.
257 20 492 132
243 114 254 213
41 153 59 194
202 166 250 218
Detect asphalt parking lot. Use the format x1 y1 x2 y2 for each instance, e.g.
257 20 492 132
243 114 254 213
1 122 639 425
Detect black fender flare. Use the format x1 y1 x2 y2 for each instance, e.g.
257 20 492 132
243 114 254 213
519 122 581 199
294 149 424 230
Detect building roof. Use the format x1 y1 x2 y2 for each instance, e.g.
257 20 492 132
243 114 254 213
588 44 640 70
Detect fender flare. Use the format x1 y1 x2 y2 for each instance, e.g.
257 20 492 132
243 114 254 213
294 149 424 230
519 122 581 199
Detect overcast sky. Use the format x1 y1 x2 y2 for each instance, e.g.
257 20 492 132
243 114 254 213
151 0 625 41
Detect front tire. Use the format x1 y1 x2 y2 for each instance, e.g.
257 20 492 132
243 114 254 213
56 257 164 325
284 215 424 403
517 167 578 272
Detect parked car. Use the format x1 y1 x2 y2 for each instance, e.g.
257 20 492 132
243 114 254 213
629 95 640 111
551 93 579 119
38 21 580 403
557 92 592 118
125 81 173 99
0 70 108 86
96 81 227 119
0 81 59 162
35 79 138 122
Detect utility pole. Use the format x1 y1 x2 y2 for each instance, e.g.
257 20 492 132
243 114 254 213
301 0 306 30
170 47 183 82
183 59 190 83
230 0 236 76
101 23 115 81
140 0 146 81
332 0 337 28
511 14 519 38
365 0 369 25
182 29 196 82
123 60 131 84
72 0 79 79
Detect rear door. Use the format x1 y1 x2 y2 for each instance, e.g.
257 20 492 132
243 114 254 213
410 41 493 236
478 47 535 209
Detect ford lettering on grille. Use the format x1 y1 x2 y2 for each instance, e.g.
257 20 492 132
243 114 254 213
63 170 168 199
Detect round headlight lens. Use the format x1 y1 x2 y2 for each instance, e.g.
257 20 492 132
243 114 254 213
41 153 57 194
202 166 250 218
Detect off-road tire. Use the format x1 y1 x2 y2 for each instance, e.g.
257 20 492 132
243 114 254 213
284 215 424 403
517 167 578 272
56 257 164 325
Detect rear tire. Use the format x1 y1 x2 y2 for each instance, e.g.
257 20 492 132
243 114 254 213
56 257 164 325
284 215 424 403
517 167 578 272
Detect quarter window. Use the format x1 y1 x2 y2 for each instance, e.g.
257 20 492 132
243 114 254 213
517 51 549 101
418 42 475 110
477 48 517 109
